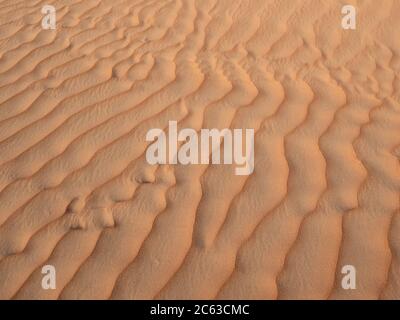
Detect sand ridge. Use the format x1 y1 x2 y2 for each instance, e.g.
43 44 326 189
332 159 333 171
0 0 399 299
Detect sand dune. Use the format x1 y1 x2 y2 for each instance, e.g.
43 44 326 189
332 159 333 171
0 0 399 300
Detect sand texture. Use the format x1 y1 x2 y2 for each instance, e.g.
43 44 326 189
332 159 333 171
0 0 400 300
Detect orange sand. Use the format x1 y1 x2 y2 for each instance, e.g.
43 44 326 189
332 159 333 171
0 0 399 300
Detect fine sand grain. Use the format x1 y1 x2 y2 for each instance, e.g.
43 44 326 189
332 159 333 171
0 0 399 300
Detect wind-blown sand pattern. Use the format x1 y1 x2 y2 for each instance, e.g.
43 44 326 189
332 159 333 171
0 0 399 300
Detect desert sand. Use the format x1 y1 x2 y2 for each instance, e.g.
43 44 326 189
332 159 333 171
0 0 399 300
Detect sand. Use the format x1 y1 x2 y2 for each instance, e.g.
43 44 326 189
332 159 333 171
0 0 399 300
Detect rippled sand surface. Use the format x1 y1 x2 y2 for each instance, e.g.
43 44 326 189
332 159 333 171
0 0 399 299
